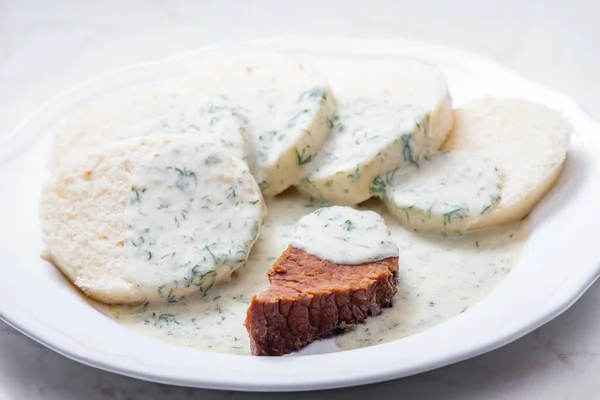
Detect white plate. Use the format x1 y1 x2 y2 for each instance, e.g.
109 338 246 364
1 36 600 392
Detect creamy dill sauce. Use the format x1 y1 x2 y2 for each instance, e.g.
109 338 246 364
131 96 254 170
290 205 398 265
122 141 265 301
336 210 526 349
380 150 503 234
111 192 526 354
94 57 525 354
249 86 333 193
183 55 337 196
299 98 430 205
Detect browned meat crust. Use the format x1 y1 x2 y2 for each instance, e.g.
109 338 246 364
244 245 399 356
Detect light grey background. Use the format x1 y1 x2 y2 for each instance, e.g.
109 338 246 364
1 1 599 398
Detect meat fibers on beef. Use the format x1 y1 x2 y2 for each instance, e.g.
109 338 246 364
244 245 399 356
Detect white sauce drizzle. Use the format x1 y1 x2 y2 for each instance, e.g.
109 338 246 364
110 192 526 354
289 205 398 264
121 141 265 301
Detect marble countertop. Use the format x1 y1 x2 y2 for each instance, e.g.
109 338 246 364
1 0 599 398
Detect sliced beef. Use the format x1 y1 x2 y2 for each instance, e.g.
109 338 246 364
244 245 398 356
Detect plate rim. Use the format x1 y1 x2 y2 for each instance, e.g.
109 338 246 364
1 35 600 392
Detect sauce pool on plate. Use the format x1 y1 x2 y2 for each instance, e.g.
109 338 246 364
109 192 527 354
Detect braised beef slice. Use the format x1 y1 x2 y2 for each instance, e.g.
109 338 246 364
244 245 398 356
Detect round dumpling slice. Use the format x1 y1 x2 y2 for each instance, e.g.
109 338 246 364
50 92 253 173
441 98 572 229
298 59 453 205
49 79 194 172
184 54 337 195
41 135 266 304
379 150 503 234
